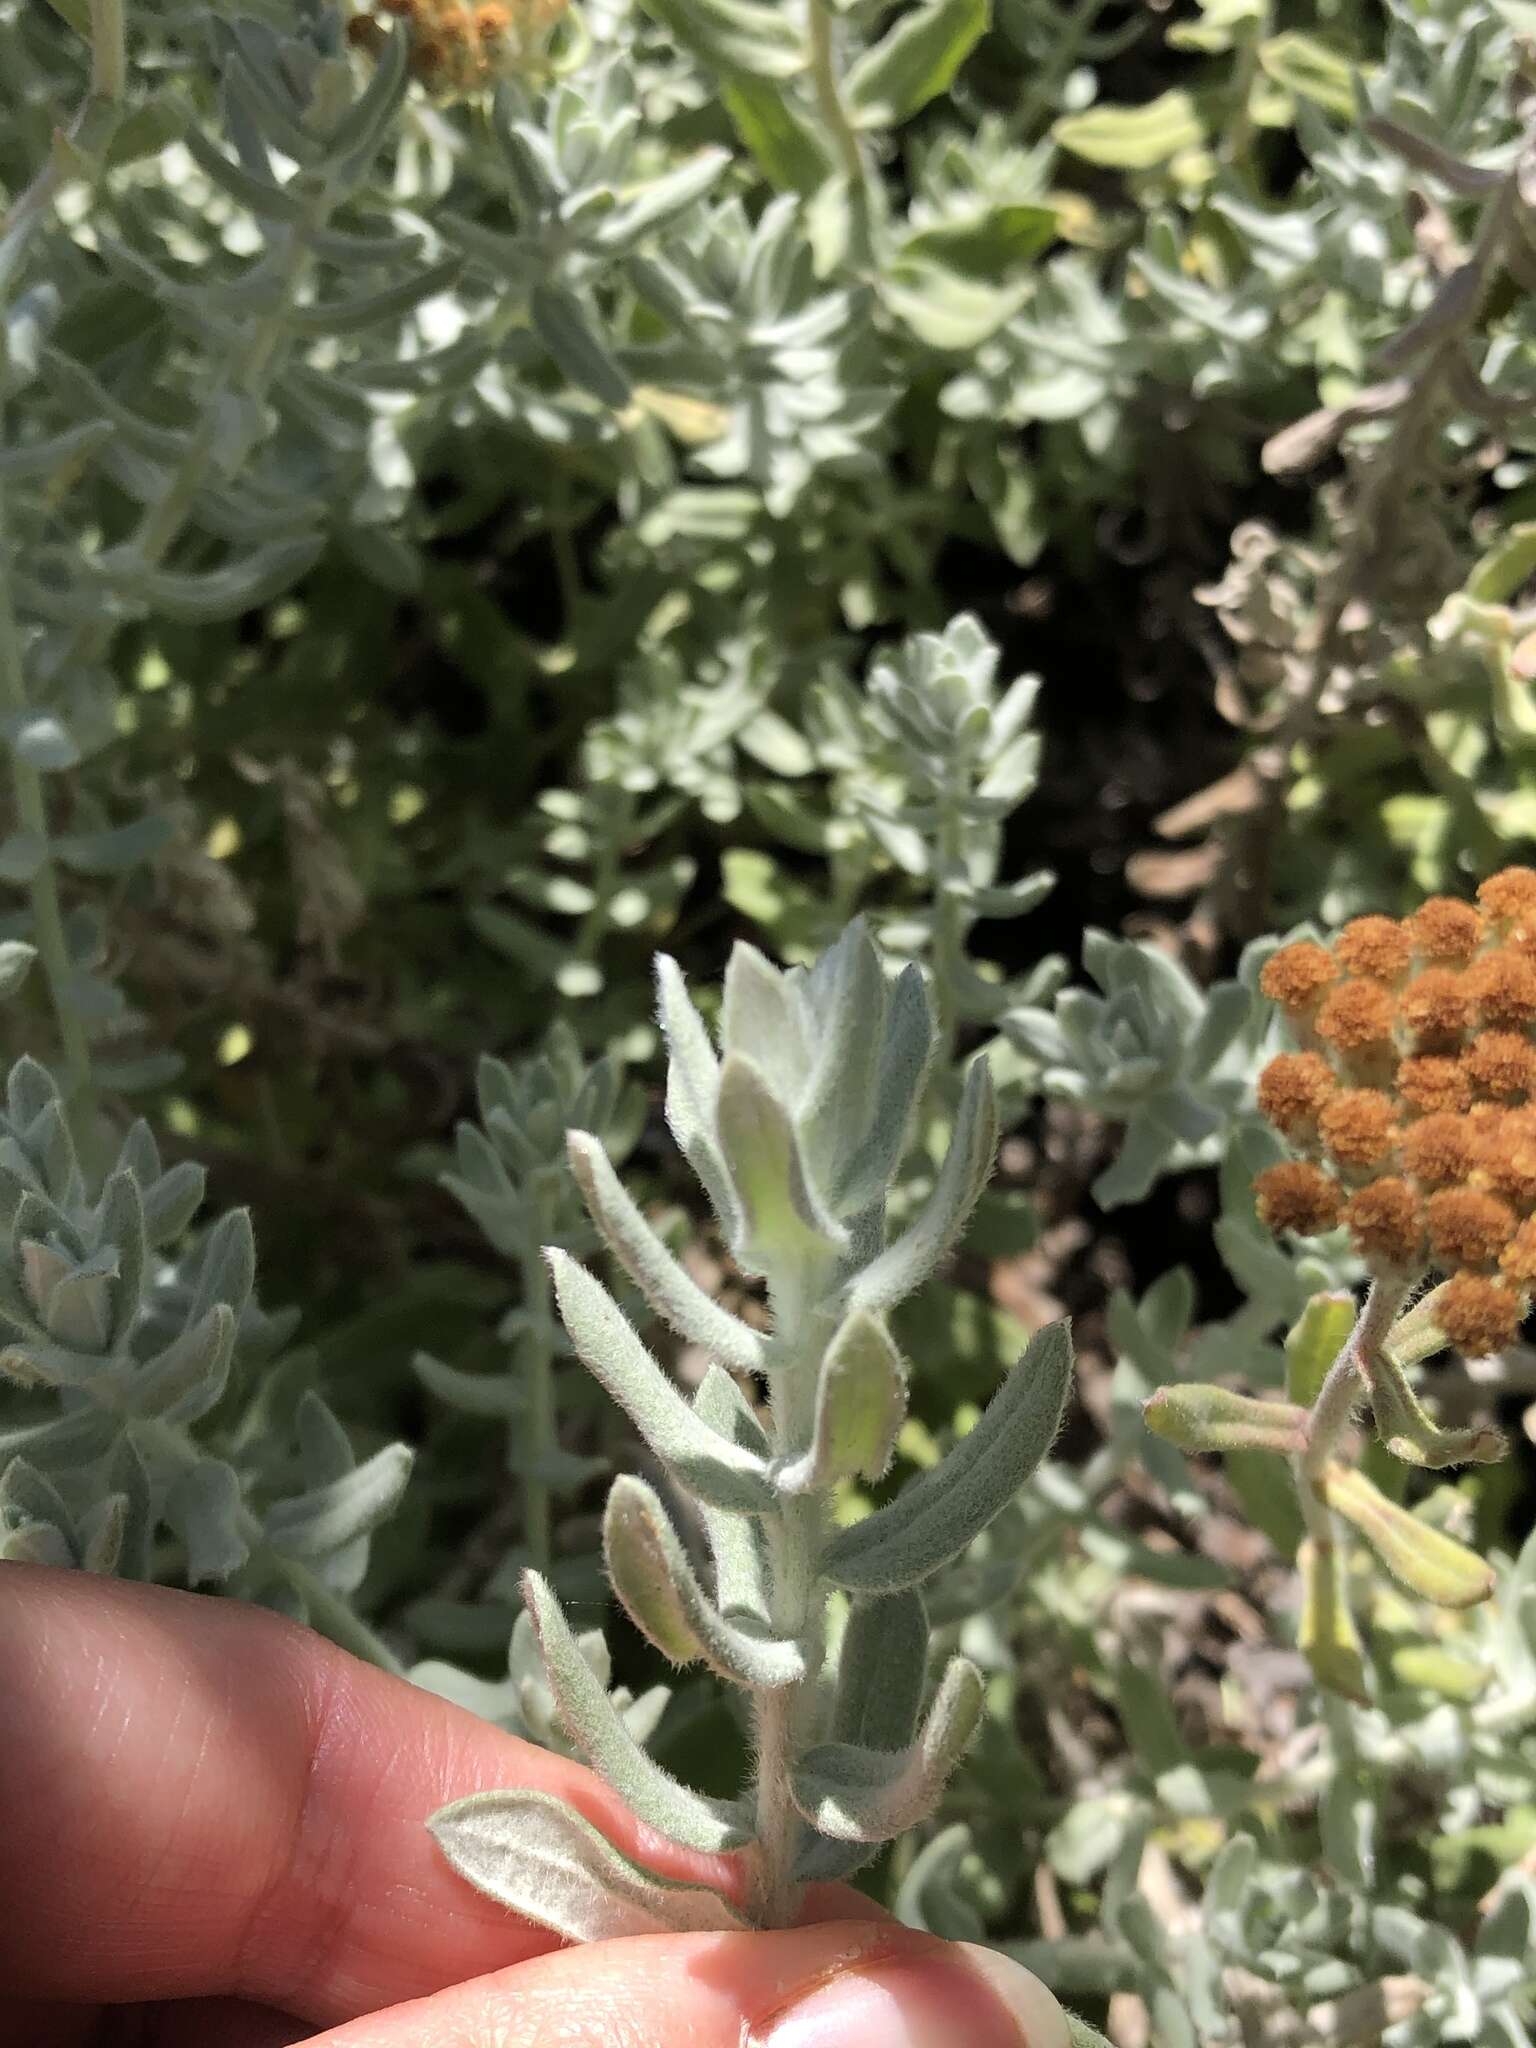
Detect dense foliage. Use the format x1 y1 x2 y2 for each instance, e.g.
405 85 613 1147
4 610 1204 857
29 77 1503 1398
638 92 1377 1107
6 0 1536 2039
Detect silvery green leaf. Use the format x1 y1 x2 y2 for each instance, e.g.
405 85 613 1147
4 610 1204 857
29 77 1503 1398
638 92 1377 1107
98 1169 145 1345
93 542 322 624
566 1131 765 1376
129 1305 235 1423
830 962 934 1215
530 284 631 408
0 941 36 998
715 1052 846 1274
264 1442 414 1563
776 1311 905 1494
0 1519 73 1566
693 1369 773 1625
844 0 987 128
78 1493 128 1575
138 1160 205 1245
832 1587 928 1749
412 1348 522 1418
823 1320 1073 1592
429 1789 746 1940
323 21 408 178
547 1248 775 1514
656 956 738 1239
187 1209 256 1325
791 1655 984 1841
604 1473 805 1689
847 1055 997 1316
0 1454 73 1534
522 1570 750 1853
8 713 79 771
799 923 884 1193
719 941 808 1105
182 124 306 222
165 1456 249 1583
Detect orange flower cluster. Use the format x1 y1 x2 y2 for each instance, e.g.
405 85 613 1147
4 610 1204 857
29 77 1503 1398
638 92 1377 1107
1255 867 1536 1354
348 0 567 95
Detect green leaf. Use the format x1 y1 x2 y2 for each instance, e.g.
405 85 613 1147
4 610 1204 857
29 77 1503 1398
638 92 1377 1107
715 1052 846 1273
264 1443 414 1560
0 942 37 998
791 1655 984 1840
521 1570 750 1852
1052 91 1205 170
529 284 631 408
1285 1291 1355 1406
1257 31 1360 118
567 1132 765 1377
547 1249 776 1514
603 1473 806 1688
845 0 989 129
428 1789 747 1939
778 1310 906 1493
164 1456 248 1584
848 1055 997 1315
823 1320 1072 1591
722 76 833 192
1298 1536 1368 1702
1143 1383 1308 1455
638 0 806 78
902 205 1057 281
1323 1466 1496 1609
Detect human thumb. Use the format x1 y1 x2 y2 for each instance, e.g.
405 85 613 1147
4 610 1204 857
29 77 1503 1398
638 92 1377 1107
299 1916 1071 2048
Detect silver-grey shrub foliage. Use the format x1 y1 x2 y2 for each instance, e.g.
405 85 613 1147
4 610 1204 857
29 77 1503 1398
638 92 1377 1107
0 1055 412 1636
430 921 1074 1932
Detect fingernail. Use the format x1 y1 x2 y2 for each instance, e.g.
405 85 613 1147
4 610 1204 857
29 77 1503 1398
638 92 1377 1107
762 1940 1070 2048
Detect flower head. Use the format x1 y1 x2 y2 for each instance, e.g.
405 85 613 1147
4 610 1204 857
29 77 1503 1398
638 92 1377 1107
1253 867 1536 1347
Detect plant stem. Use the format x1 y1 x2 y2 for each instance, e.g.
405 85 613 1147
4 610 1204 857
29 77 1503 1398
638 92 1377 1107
517 1217 556 1575
806 0 865 190
0 457 97 1133
751 1268 834 1927
260 1540 406 1675
1300 1279 1408 1488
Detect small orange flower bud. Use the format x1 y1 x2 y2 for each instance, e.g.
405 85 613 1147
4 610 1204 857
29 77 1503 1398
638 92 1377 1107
1501 1216 1536 1288
1472 1108 1536 1208
1408 896 1486 963
1334 915 1412 982
1260 941 1339 1011
1465 947 1536 1028
1316 978 1396 1054
1426 1188 1517 1269
1478 866 1536 924
1343 1178 1423 1270
1318 1088 1398 1170
1255 1161 1345 1237
1463 1030 1536 1103
1399 1111 1476 1189
1396 1054 1472 1115
1437 1271 1522 1353
1397 969 1471 1050
1256 1052 1335 1135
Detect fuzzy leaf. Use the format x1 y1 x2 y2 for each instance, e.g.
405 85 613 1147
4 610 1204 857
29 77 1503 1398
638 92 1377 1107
847 1056 997 1315
429 1789 746 1940
831 1588 929 1749
264 1443 414 1561
656 956 739 1239
832 962 934 1214
1322 1466 1495 1609
844 0 989 128
777 1311 906 1493
1298 1536 1369 1703
566 1131 765 1376
693 1368 773 1626
791 1656 985 1841
1286 1292 1355 1407
603 1474 805 1688
823 1320 1072 1592
1143 1384 1308 1456
547 1250 775 1514
522 1570 750 1852
715 1052 847 1272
